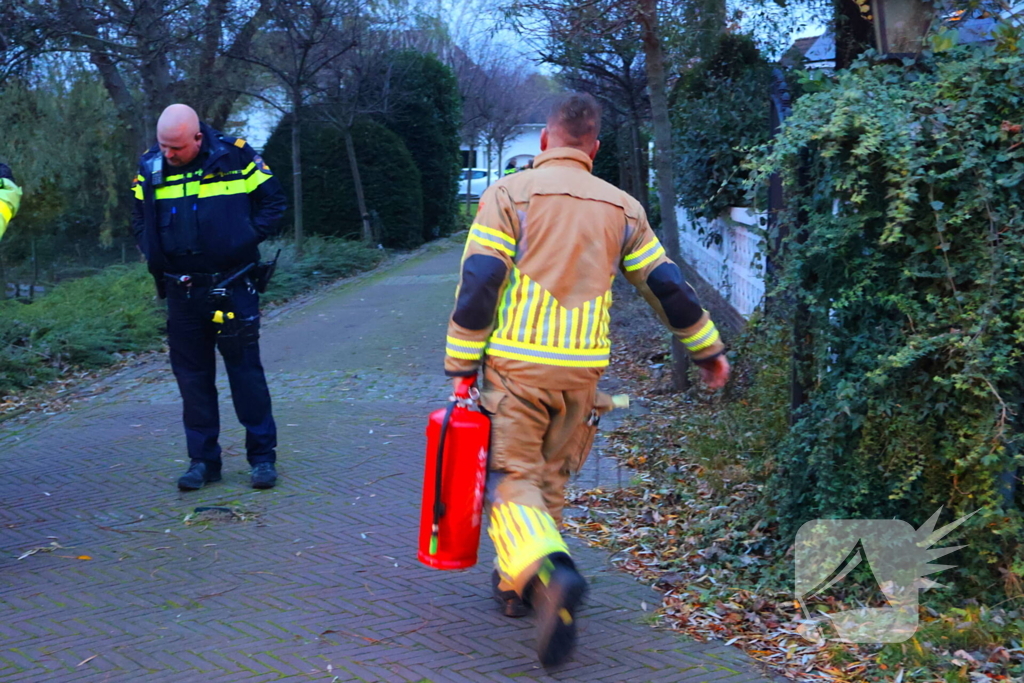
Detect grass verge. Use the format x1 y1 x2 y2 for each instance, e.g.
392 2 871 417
0 236 385 400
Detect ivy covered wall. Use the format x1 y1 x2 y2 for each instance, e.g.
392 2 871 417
746 46 1024 595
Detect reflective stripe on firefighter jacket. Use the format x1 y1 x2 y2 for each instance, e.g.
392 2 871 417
444 146 725 390
0 178 22 242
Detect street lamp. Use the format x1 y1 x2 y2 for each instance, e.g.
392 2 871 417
872 0 936 57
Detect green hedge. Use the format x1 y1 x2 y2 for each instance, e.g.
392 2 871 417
264 116 424 249
383 51 463 241
672 34 771 219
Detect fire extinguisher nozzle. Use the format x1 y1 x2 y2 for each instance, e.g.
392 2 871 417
429 534 439 555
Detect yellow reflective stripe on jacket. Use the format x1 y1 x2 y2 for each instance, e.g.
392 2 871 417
153 163 269 200
155 180 201 199
0 201 11 223
491 267 612 367
623 238 665 272
487 337 610 367
469 222 516 257
446 336 485 360
489 502 568 582
496 269 610 347
132 175 145 200
245 166 272 193
680 317 720 352
164 169 204 184
199 178 248 198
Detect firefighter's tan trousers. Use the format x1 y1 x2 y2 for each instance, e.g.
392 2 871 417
479 365 612 595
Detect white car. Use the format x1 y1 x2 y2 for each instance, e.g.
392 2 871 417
457 168 501 200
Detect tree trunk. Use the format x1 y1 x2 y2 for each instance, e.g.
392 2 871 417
30 238 37 301
638 0 687 390
345 127 373 243
616 122 630 192
59 0 144 151
835 0 875 69
486 139 493 188
465 144 474 215
291 95 305 255
135 0 173 136
638 0 680 262
630 116 648 213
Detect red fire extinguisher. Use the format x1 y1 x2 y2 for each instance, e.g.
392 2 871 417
417 376 490 570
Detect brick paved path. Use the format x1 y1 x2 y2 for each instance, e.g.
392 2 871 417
0 245 774 682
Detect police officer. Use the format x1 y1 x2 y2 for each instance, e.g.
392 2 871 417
0 162 22 241
131 104 287 491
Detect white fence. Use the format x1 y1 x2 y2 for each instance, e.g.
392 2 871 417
676 206 766 319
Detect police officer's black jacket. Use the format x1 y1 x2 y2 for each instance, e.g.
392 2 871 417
131 122 287 276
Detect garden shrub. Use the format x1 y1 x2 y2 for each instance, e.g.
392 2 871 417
673 33 772 219
746 45 1024 597
264 116 424 249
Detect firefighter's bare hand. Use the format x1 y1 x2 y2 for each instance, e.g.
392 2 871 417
698 355 730 390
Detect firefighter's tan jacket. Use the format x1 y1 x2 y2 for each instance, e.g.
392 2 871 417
445 147 724 389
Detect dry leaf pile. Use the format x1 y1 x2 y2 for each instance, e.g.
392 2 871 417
0 351 159 421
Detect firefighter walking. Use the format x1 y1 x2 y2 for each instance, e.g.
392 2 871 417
443 92 730 667
0 163 21 242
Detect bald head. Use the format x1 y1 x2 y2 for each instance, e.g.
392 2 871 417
540 92 602 160
157 104 202 167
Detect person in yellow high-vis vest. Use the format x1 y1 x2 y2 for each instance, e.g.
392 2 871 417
0 163 22 242
443 92 730 668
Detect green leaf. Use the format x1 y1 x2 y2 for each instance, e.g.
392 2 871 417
931 29 959 53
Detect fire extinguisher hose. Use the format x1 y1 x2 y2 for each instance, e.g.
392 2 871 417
429 399 457 555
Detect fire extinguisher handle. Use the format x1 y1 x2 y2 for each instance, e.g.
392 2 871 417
454 376 476 399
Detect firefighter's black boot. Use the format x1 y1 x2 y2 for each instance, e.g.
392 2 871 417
528 553 588 668
177 461 221 491
492 569 529 617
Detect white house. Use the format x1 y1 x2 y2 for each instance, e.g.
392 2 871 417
461 123 544 178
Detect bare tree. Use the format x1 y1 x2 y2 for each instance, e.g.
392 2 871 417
480 67 544 180
2 0 275 153
451 48 495 212
534 3 650 206
233 0 363 253
315 19 412 243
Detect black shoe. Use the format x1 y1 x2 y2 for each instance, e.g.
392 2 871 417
531 555 588 669
177 461 222 491
492 569 529 617
251 462 277 489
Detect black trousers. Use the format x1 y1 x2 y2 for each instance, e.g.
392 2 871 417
166 280 277 467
